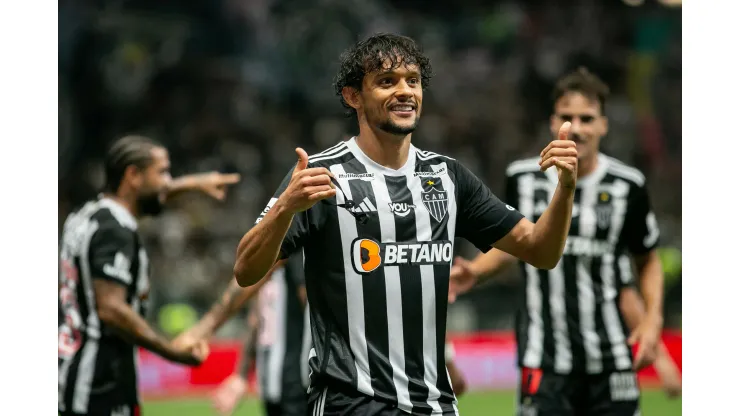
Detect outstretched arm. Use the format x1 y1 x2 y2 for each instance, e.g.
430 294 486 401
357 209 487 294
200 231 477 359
181 266 282 342
95 279 205 365
166 172 241 202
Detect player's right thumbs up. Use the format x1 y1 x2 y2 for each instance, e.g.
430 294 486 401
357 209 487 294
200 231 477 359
277 147 336 215
294 148 309 173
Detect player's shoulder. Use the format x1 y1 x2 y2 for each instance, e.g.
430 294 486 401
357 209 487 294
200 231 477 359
306 140 355 167
68 198 138 240
505 156 543 178
602 154 647 188
414 147 456 164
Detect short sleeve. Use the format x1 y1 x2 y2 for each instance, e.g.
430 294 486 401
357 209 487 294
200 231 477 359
255 166 313 260
88 223 137 286
621 183 660 255
284 251 306 286
504 173 520 211
454 162 525 252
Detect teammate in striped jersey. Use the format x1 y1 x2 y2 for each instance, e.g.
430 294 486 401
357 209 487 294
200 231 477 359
180 253 311 416
448 68 665 415
58 136 240 416
232 33 581 416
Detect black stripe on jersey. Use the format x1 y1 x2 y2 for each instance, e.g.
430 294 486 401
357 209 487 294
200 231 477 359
385 173 433 415
342 158 398 404
417 160 456 414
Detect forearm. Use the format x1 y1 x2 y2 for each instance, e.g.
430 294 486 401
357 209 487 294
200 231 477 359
636 251 664 321
98 302 175 361
234 202 294 286
165 175 201 200
529 184 575 268
469 249 518 281
191 277 269 339
238 315 259 378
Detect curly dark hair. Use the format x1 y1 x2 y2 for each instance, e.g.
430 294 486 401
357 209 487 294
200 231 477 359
333 33 433 116
552 67 610 115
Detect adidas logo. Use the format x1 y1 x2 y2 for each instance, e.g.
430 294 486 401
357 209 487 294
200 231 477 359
348 197 377 214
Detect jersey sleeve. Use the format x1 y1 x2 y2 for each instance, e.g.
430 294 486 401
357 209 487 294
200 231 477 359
622 182 661 255
454 162 525 252
504 173 520 211
255 166 316 260
284 250 306 286
88 222 137 286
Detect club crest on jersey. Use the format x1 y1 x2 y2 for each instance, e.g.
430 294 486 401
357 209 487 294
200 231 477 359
420 177 448 222
595 205 613 229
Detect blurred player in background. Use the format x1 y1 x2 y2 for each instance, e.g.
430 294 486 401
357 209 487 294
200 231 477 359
448 68 666 415
178 252 311 416
232 33 579 416
58 135 240 416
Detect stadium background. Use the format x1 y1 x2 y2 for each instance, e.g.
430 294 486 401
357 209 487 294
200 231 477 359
58 0 682 414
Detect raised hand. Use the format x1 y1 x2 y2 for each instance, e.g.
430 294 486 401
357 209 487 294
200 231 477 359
195 172 242 201
277 148 337 214
539 122 578 189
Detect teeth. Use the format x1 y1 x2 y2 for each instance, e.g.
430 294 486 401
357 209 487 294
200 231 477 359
392 106 413 111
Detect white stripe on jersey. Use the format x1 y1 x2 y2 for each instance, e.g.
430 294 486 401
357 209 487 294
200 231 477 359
600 179 632 370
546 166 574 374
263 268 287 402
406 163 443 414
301 305 311 389
311 148 352 163
313 386 328 416
365 171 413 412
518 174 545 369
577 183 603 374
309 142 348 162
329 163 374 397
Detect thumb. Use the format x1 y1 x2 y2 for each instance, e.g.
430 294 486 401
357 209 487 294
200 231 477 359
295 148 309 172
558 121 572 141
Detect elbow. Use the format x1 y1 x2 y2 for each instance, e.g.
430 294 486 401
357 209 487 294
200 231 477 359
96 302 118 326
524 249 561 270
233 264 254 288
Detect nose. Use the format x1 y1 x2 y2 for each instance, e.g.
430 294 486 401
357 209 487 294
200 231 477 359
395 80 414 100
569 118 583 136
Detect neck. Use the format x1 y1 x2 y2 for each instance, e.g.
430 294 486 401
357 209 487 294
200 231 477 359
355 121 411 170
104 191 139 218
578 154 599 178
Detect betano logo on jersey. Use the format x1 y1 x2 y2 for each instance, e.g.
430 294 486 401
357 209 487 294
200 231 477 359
419 177 448 222
350 238 453 273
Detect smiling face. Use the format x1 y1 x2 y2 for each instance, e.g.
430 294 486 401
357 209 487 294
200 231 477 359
351 58 423 137
550 91 608 163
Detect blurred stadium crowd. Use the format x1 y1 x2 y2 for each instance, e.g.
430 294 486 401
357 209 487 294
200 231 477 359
58 0 681 337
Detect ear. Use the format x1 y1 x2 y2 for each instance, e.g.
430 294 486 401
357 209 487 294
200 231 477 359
341 86 362 111
123 165 142 189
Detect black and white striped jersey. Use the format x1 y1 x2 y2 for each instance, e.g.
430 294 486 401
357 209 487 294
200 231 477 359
256 137 523 415
255 252 311 404
506 153 660 375
58 197 150 413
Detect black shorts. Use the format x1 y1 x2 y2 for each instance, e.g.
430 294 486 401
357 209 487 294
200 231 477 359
517 367 640 416
264 394 308 416
307 385 404 416
59 402 140 416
